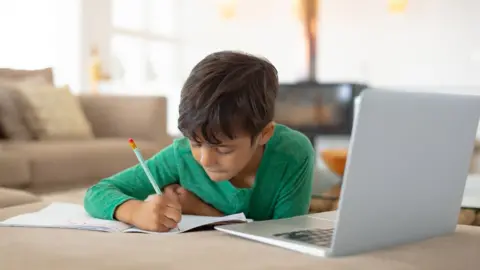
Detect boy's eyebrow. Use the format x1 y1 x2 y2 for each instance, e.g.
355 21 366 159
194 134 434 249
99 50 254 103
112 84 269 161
216 143 234 147
189 139 234 147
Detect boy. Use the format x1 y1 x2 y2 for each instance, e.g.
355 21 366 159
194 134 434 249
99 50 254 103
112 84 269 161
84 51 315 232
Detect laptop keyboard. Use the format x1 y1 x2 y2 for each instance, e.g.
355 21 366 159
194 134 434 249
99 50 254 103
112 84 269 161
273 228 334 247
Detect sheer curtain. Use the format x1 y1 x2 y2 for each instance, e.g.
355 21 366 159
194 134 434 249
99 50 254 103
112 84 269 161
107 0 181 96
106 0 183 135
104 0 307 135
0 0 81 92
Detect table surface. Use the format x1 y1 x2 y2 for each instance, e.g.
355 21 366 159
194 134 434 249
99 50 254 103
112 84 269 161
1 203 480 270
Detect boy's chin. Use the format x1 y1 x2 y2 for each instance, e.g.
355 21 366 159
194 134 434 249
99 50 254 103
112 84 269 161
206 171 231 181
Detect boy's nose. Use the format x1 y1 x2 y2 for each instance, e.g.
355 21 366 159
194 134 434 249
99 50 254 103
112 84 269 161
199 148 216 167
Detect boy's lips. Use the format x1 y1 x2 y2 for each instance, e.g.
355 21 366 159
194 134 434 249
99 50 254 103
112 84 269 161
205 169 224 173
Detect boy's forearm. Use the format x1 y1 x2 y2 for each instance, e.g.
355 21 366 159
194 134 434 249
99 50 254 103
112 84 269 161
197 203 224 217
114 199 143 224
83 182 138 220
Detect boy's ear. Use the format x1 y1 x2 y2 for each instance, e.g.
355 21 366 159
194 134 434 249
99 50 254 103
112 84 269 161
258 122 275 145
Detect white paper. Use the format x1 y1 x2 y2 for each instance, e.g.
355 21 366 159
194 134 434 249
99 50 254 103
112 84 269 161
0 202 131 232
0 202 250 234
124 213 249 234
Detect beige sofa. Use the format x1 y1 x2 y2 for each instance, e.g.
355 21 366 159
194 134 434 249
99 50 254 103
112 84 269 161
0 94 172 208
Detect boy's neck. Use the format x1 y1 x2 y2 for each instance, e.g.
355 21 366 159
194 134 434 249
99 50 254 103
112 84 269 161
230 146 265 188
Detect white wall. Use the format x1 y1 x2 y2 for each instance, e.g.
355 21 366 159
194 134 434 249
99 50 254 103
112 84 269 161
0 0 82 91
79 0 480 136
79 0 309 135
317 0 480 138
178 0 308 83
80 0 480 91
317 0 480 91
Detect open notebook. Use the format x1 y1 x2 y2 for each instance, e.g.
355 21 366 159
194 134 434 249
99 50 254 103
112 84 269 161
0 202 251 234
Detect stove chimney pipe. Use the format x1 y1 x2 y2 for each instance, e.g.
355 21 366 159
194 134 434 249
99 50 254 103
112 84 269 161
298 0 319 82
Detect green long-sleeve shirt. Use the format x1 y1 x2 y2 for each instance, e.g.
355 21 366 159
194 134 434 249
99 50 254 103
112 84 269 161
84 124 315 221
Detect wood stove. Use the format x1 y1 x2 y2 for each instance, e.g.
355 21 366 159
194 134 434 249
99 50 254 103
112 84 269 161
275 82 367 145
273 0 368 146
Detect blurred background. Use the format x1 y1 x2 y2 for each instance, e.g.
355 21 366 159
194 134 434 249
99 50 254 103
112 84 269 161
1 0 480 220
3 0 479 135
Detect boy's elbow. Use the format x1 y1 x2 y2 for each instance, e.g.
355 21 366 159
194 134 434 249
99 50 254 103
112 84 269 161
82 182 109 219
83 186 97 216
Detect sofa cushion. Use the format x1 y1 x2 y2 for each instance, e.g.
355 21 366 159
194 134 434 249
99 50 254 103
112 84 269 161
2 138 162 188
0 86 32 140
0 153 31 188
0 187 40 208
0 76 48 140
16 84 94 140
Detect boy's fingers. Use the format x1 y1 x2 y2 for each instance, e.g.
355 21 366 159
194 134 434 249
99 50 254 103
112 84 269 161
166 198 182 211
164 188 181 206
159 215 178 229
171 184 181 193
160 192 181 211
177 187 187 195
163 184 180 194
164 185 179 197
145 194 159 202
163 207 182 224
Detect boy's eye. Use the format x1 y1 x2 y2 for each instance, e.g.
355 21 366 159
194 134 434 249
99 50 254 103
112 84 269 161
216 147 234 155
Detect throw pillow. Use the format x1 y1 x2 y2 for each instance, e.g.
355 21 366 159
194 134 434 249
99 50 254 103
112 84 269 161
0 77 48 140
16 84 95 140
0 86 32 140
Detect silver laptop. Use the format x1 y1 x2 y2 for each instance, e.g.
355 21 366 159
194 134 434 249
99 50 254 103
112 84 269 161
215 89 480 257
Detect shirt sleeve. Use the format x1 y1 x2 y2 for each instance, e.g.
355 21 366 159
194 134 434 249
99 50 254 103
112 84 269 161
273 153 315 219
83 143 179 220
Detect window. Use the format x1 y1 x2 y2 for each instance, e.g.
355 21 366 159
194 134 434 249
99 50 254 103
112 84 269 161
109 0 181 95
0 0 81 92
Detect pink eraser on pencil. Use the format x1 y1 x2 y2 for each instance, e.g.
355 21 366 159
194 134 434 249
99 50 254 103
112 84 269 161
128 138 137 149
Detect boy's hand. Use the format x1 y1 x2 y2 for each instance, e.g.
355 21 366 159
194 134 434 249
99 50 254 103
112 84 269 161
164 184 223 216
164 184 202 215
126 189 182 232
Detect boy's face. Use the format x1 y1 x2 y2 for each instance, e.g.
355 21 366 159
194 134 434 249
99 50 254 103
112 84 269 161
189 124 274 181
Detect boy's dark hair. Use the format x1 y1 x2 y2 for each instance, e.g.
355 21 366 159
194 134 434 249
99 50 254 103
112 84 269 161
178 50 279 145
